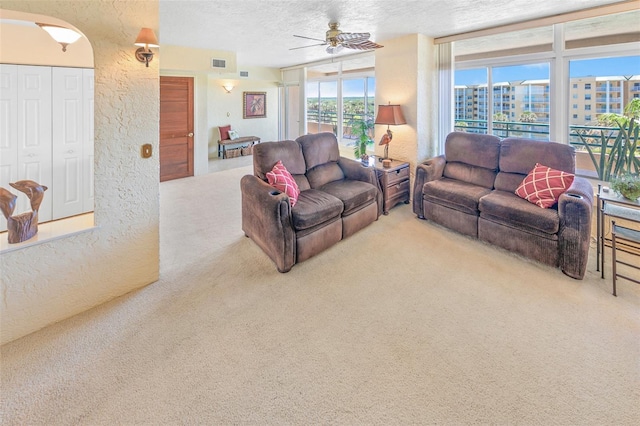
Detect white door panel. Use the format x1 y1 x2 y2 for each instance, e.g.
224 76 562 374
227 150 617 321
53 67 83 218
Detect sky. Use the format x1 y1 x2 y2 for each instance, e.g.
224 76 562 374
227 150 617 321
307 78 376 99
307 56 640 97
455 55 640 86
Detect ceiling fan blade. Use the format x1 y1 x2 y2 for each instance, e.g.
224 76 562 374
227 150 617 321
290 43 326 50
293 34 326 43
335 32 370 43
342 40 384 51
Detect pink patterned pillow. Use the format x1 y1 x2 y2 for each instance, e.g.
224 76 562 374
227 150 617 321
266 160 300 207
515 163 575 208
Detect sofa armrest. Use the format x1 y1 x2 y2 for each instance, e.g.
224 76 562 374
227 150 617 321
413 155 446 218
557 176 594 279
338 157 383 217
241 175 296 272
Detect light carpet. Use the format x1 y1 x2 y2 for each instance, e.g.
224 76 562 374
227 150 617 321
2 165 639 425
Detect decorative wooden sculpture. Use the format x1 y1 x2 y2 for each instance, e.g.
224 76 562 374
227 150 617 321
0 180 48 244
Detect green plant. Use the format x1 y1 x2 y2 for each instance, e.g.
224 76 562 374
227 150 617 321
578 100 640 181
611 173 640 200
351 118 374 160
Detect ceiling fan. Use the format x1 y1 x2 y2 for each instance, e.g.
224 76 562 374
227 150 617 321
291 22 383 54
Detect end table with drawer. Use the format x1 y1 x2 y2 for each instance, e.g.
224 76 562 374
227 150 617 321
373 160 410 215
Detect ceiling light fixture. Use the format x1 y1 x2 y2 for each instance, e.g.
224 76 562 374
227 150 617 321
134 28 159 67
36 22 82 52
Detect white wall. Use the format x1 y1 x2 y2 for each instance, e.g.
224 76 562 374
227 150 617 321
375 34 437 178
0 0 160 345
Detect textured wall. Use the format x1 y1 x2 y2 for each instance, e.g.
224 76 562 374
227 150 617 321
0 0 160 344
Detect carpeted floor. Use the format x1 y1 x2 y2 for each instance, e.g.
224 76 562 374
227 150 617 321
1 165 639 425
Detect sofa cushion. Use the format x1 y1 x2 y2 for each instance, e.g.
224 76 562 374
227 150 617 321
445 132 501 170
319 179 378 215
479 190 560 235
298 132 341 170
266 160 300 207
444 162 497 189
496 138 575 193
515 163 575 208
253 140 311 191
306 162 345 189
291 189 344 231
423 178 493 215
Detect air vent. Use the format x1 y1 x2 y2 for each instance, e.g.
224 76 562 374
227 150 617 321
211 58 226 69
240 71 249 77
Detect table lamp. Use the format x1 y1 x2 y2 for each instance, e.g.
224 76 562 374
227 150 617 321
375 103 406 167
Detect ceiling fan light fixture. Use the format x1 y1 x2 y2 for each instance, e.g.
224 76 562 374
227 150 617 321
326 44 343 54
36 22 82 52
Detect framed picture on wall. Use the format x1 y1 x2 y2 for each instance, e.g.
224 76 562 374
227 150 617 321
243 92 266 119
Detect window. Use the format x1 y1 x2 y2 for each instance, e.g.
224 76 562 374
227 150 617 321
306 81 337 136
452 9 639 148
455 63 550 140
341 77 375 144
454 68 487 134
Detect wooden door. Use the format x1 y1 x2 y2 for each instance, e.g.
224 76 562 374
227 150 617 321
160 76 194 182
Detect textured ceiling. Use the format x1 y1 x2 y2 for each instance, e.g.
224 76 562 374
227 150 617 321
159 0 629 69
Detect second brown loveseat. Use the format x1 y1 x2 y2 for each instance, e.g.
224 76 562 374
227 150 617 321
241 132 382 272
413 132 594 279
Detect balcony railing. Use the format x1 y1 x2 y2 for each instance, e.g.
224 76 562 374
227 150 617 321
453 119 638 155
307 110 374 139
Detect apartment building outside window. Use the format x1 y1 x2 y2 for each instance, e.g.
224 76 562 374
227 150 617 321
452 9 639 147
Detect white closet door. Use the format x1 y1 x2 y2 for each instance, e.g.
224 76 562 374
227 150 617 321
52 67 84 219
0 65 18 232
82 69 94 213
17 66 53 222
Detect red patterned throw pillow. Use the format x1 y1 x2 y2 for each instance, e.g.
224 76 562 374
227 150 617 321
515 163 575 208
266 160 300 207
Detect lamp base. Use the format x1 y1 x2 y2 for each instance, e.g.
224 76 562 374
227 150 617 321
135 47 154 67
382 159 392 168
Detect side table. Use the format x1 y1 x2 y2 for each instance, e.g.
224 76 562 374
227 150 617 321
596 184 640 278
373 160 410 215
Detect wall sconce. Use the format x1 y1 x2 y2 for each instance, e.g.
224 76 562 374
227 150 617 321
375 103 406 164
134 28 159 67
222 84 234 94
36 23 82 52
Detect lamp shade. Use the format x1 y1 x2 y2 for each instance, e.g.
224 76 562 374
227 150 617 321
134 28 159 47
374 104 406 126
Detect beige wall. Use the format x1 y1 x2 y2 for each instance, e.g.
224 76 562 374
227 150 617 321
375 34 437 180
161 46 281 167
0 1 160 344
0 9 93 67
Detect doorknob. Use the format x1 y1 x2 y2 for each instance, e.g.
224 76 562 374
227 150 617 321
187 132 194 137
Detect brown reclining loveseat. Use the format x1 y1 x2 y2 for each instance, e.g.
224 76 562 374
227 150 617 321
241 132 382 272
413 132 593 279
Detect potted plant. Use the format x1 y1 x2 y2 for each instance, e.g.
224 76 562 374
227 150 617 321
577 99 640 181
611 173 640 200
351 118 374 162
